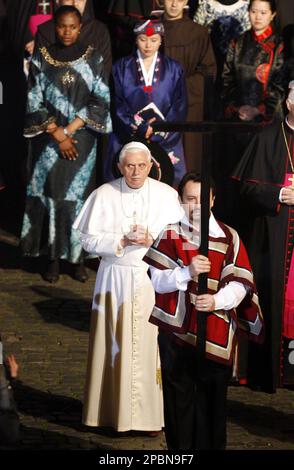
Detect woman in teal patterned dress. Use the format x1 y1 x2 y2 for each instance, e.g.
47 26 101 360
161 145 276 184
22 5 111 282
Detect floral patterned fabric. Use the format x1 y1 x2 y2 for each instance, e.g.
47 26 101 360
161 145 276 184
105 52 187 185
21 45 111 263
194 0 251 56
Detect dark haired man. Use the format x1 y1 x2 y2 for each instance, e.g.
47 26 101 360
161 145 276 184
143 171 264 450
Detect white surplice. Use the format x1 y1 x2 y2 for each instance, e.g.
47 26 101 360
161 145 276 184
73 177 184 431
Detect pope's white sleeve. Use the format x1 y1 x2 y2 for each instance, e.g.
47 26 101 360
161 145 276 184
79 232 125 257
149 266 192 293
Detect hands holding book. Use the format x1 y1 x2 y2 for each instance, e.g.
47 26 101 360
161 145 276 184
131 102 165 140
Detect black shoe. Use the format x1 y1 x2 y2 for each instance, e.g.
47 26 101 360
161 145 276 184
73 263 88 282
43 259 59 283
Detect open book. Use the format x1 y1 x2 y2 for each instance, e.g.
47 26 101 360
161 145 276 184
134 102 167 138
136 102 165 121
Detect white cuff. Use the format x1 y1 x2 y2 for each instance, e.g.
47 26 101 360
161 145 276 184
115 239 125 257
176 266 193 284
149 266 192 294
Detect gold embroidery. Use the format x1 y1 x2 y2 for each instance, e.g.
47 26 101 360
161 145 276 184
24 116 56 135
61 70 76 86
156 368 162 387
39 46 94 67
83 117 106 131
156 344 162 388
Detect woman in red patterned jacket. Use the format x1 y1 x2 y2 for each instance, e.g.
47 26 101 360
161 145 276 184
222 0 284 122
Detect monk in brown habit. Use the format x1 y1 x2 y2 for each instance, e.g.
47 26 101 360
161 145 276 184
158 0 216 172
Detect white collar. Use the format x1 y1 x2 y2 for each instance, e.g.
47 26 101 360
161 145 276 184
137 50 158 87
181 212 225 238
121 177 148 194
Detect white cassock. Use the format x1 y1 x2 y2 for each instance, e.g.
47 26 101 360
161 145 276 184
73 177 184 431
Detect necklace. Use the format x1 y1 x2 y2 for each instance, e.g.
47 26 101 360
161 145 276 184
120 178 150 231
282 121 294 186
40 45 93 67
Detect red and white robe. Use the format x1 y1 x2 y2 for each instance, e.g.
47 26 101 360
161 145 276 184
144 216 264 368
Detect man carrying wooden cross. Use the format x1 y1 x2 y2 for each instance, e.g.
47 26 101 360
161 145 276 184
144 171 264 450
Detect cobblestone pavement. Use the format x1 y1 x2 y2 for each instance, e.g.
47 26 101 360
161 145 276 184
1 233 294 453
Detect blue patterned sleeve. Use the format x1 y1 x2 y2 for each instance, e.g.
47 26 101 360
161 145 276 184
77 55 112 134
24 49 56 138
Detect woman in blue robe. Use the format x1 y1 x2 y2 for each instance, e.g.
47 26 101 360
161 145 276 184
105 19 187 186
21 5 111 282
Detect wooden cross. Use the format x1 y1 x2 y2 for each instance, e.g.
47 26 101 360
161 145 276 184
152 119 265 361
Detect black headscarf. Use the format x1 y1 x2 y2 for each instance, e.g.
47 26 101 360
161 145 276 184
35 1 111 75
48 41 88 62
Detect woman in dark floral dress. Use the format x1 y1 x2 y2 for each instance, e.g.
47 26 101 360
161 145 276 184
21 5 111 282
